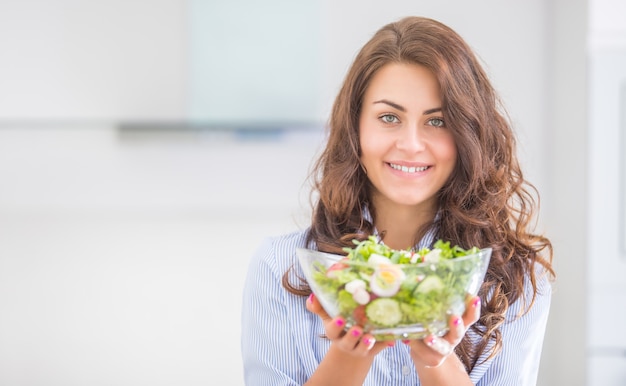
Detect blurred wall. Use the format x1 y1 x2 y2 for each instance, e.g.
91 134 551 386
542 1 588 385
0 0 597 385
585 0 626 384
0 0 187 121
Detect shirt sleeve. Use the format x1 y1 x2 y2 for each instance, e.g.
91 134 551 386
240 236 310 386
470 266 553 386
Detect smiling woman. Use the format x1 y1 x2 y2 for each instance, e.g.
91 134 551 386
241 16 554 386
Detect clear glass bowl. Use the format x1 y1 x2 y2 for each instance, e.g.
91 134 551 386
297 246 492 341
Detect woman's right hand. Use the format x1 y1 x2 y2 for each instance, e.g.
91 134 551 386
306 293 394 357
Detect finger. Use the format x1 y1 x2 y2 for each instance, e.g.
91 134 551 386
324 316 348 340
444 315 466 346
403 336 451 368
306 294 355 342
424 335 453 357
352 333 378 355
334 326 371 353
415 315 464 359
462 295 481 328
418 309 474 363
438 297 480 349
306 293 330 321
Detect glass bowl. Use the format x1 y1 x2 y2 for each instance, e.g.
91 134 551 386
297 246 491 341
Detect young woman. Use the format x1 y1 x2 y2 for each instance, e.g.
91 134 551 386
241 16 554 385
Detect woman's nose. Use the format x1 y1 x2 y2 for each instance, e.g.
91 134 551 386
396 125 426 152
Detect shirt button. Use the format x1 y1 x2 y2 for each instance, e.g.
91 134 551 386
402 365 411 376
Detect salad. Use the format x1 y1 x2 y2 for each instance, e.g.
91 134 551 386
307 236 489 340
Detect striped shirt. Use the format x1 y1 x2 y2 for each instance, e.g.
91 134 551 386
241 229 552 385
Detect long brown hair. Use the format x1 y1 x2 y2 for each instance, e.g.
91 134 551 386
283 16 554 371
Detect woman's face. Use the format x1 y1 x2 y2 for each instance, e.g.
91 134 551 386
359 62 457 213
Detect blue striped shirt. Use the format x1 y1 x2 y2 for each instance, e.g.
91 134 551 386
241 229 552 385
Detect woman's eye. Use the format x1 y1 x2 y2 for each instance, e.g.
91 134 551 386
428 117 445 127
380 114 399 124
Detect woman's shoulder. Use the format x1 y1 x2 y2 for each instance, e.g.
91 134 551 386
506 261 553 320
524 261 553 301
249 228 310 275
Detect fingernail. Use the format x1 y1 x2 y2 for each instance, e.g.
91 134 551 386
335 318 345 327
472 297 481 308
363 337 375 348
452 317 464 334
402 339 410 344
307 293 315 304
351 329 362 337
426 337 435 346
387 341 395 347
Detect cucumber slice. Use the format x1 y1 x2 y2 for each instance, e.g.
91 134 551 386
365 298 402 327
415 276 444 293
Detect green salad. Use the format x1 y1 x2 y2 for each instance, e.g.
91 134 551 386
309 236 487 339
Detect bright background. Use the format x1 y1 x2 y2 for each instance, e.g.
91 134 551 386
0 0 624 385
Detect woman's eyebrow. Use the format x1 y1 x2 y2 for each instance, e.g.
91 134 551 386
373 100 442 116
423 107 442 115
373 99 406 112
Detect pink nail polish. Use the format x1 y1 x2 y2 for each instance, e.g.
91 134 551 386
426 337 435 346
387 341 395 347
335 318 345 327
452 317 461 326
363 337 374 347
402 340 410 344
351 329 362 337
472 297 481 308
307 293 315 303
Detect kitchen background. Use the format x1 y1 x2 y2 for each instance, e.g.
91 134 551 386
0 0 623 385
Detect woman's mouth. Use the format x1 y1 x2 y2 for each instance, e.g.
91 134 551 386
388 163 430 173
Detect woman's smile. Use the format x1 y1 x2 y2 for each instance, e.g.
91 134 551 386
387 162 431 174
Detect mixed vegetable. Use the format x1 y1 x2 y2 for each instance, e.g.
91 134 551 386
308 236 487 339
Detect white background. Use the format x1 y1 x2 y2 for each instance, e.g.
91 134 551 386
586 0 626 384
0 0 620 385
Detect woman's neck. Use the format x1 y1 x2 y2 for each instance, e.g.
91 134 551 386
372 199 438 250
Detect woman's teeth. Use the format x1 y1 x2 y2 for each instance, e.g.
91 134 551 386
389 163 429 173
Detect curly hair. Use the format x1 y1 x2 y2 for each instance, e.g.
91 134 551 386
283 16 554 372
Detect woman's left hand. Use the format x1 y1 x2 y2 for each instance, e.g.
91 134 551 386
404 295 481 368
